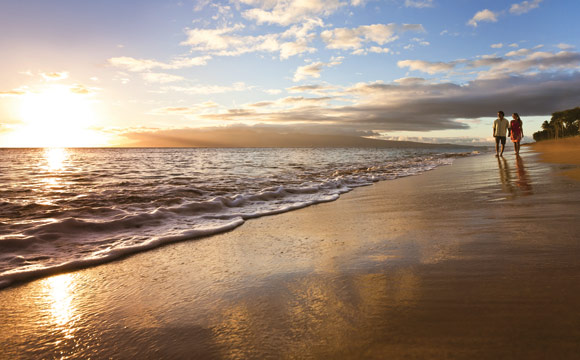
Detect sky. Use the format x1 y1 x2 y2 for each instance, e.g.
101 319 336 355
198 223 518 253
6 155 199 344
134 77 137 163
1 0 579 147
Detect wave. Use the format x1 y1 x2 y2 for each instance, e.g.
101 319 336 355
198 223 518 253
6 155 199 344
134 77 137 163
0 149 477 289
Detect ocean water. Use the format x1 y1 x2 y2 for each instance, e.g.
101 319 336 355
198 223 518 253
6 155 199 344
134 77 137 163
0 147 476 288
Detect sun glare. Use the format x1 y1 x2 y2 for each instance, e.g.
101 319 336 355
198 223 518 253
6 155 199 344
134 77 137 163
11 85 105 147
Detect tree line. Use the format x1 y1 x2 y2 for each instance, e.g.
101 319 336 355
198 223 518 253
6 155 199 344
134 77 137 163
533 107 580 141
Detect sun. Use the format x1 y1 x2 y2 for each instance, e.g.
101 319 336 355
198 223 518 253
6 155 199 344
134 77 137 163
12 85 105 147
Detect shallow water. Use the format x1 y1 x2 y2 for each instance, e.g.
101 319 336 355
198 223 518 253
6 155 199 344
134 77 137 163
2 150 579 359
0 147 474 287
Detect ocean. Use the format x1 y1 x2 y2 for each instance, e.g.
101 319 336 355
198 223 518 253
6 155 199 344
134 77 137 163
0 147 476 288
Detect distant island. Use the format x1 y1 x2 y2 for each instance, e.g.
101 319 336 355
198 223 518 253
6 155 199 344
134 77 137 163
533 107 580 142
120 127 477 149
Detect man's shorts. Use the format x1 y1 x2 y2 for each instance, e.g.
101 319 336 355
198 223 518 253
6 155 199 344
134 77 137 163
495 136 506 145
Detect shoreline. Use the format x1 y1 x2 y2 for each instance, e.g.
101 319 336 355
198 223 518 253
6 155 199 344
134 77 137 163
0 149 473 290
2 147 580 358
529 136 580 180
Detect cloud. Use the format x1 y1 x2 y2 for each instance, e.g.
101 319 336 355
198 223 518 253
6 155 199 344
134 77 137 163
557 43 575 50
509 0 542 15
491 43 503 49
398 50 580 79
181 20 321 59
162 82 251 95
108 56 211 72
238 0 345 26
505 48 532 57
287 84 336 95
281 96 334 105
153 101 219 115
393 77 427 85
484 51 580 76
404 0 434 8
41 72 69 81
467 9 499 27
293 58 343 82
369 46 391 54
321 23 424 50
193 72 580 134
0 89 27 97
69 84 97 95
142 72 185 84
397 59 460 74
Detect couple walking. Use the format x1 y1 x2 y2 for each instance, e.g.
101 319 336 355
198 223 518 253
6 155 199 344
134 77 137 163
493 111 524 156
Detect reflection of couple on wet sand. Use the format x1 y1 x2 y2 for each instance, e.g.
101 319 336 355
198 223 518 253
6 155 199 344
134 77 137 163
493 111 524 156
497 154 533 196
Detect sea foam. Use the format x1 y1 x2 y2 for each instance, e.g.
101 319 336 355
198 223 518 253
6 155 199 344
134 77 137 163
0 147 477 288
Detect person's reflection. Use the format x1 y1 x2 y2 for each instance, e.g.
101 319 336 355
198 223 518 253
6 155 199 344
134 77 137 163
515 155 533 194
497 156 515 196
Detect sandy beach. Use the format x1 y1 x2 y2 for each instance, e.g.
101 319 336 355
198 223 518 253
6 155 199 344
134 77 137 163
2 147 580 359
530 136 580 180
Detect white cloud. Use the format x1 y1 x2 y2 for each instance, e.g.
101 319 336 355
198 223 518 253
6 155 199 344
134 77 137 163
237 0 345 26
162 82 251 94
0 89 27 97
193 0 211 12
467 9 499 27
181 20 321 60
142 72 185 84
393 77 427 86
487 51 580 75
557 43 575 50
293 58 343 82
404 0 434 8
321 23 424 50
154 101 219 115
508 43 519 48
509 0 542 15
350 0 366 5
369 46 390 54
41 71 69 81
108 56 211 72
397 59 459 74
491 43 503 49
505 48 532 57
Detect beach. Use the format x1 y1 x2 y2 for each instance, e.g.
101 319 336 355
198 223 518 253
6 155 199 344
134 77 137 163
2 147 580 359
530 136 580 180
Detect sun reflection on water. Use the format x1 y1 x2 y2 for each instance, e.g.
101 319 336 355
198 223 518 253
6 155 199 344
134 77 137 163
44 148 69 171
41 273 78 338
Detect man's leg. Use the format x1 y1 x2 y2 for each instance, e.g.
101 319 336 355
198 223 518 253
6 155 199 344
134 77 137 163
495 137 500 156
500 137 506 156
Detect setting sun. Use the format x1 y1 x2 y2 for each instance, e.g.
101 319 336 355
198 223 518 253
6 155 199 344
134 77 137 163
10 85 104 147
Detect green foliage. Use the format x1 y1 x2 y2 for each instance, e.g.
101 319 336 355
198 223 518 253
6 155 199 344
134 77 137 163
533 107 580 142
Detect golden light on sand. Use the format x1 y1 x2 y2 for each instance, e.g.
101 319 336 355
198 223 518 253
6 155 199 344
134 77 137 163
42 274 77 329
10 85 106 147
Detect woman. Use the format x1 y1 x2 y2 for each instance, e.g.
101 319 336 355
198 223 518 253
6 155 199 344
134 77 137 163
510 113 524 155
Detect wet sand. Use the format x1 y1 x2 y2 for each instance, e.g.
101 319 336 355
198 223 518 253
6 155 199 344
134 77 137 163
2 148 580 359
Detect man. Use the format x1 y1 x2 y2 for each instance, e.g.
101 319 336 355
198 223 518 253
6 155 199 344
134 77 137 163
493 111 511 156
